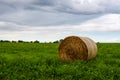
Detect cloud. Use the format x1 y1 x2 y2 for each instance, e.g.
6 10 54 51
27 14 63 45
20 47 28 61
30 0 120 14
0 15 120 42
1 14 120 34
0 8 101 26
78 14 120 31
110 38 120 42
0 0 120 42
0 0 120 26
0 21 25 31
0 0 120 15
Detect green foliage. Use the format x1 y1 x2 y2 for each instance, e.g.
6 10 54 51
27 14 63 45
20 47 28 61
0 43 120 80
34 40 40 43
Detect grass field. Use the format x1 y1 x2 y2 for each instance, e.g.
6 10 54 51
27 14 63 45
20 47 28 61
0 42 120 80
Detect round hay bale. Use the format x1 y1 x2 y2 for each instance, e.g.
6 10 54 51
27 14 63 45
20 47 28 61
58 36 97 61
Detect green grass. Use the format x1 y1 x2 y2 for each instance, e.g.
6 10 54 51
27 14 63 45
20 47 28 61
0 42 120 80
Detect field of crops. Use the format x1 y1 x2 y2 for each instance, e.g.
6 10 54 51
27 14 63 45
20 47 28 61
0 42 120 80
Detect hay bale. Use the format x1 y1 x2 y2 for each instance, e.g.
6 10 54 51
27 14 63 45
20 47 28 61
58 36 97 61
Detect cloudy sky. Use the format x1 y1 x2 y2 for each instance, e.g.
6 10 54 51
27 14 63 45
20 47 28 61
0 0 120 42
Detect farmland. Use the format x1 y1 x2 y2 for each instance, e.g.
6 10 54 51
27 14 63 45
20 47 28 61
0 42 120 80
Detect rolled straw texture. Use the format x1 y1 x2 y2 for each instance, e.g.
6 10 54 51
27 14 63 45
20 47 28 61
58 36 97 61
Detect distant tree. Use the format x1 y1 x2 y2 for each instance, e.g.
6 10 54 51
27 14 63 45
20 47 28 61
49 42 52 43
18 40 24 43
5 40 10 42
59 39 63 43
53 39 63 43
97 42 100 44
30 41 33 43
34 40 39 43
53 40 59 43
0 40 4 42
0 40 10 43
12 40 17 43
24 41 29 43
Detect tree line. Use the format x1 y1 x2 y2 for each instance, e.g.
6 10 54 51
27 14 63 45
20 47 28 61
0 39 63 43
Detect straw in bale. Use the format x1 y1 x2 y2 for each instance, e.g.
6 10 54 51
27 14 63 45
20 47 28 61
58 36 97 61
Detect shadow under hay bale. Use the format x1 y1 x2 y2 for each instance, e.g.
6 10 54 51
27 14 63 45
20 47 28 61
58 36 97 62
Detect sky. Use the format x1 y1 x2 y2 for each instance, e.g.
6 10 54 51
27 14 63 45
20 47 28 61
0 0 120 42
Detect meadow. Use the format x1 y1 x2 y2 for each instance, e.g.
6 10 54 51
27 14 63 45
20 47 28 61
0 42 120 80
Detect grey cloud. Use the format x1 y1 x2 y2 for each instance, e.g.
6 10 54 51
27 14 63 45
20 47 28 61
0 0 120 15
0 0 119 27
0 26 19 31
0 9 101 26
30 0 120 14
0 1 16 14
0 21 26 31
33 0 55 6
0 0 34 14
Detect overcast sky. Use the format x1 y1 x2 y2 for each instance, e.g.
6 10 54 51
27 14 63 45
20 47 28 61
0 0 120 42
